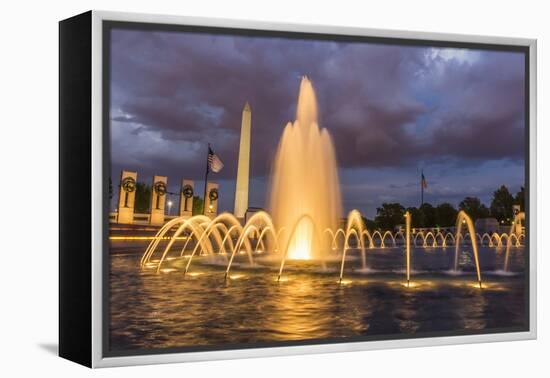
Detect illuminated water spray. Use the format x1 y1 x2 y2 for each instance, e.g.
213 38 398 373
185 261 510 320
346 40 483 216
269 77 342 260
405 211 411 286
138 78 525 286
504 211 525 272
338 210 367 282
454 211 482 288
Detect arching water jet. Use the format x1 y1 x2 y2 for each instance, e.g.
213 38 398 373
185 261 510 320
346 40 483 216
454 211 482 288
277 214 322 281
339 210 367 282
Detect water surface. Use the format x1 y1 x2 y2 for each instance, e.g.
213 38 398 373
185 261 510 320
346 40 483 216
109 244 527 352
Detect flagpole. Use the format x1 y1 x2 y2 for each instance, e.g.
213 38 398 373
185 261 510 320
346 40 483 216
421 170 424 207
203 143 210 214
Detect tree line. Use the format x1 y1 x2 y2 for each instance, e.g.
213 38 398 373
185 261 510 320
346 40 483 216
108 180 524 230
368 185 524 231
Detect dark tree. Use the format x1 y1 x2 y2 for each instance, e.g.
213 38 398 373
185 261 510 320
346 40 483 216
459 196 490 221
515 186 525 212
375 203 405 231
406 207 422 228
362 217 377 231
419 203 436 228
490 185 514 223
134 182 151 213
192 196 204 216
435 203 458 227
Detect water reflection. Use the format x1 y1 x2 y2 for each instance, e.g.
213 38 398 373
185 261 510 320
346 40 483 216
109 245 526 352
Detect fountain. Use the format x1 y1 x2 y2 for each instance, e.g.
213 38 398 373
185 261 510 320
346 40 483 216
504 211 525 272
136 78 525 290
405 211 411 286
139 210 523 287
338 210 367 282
454 210 482 288
269 77 342 262
110 74 526 363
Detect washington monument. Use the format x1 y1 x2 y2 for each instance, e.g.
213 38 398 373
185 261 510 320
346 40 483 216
234 101 251 219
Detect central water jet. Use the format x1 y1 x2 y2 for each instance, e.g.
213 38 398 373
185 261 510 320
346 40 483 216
269 77 342 260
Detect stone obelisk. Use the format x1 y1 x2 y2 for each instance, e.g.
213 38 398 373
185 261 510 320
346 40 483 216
233 101 251 219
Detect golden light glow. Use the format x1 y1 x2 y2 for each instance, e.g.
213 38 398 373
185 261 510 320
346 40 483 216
401 281 419 288
454 211 482 287
394 280 436 290
110 236 188 241
468 282 484 290
270 77 342 261
287 217 314 260
229 274 245 280
405 211 411 285
135 174 524 283
504 212 525 272
460 282 506 291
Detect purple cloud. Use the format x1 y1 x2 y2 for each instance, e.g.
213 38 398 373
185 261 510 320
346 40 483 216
108 27 526 215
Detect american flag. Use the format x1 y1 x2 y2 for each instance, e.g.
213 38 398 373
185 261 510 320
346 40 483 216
208 146 224 173
421 171 428 189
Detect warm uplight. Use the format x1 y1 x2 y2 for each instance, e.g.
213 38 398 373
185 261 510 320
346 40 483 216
460 282 484 290
454 211 482 287
270 77 341 262
229 274 245 280
393 280 439 290
110 236 188 241
287 217 313 260
186 272 203 277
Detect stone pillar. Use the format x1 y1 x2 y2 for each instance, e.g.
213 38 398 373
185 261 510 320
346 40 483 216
117 170 137 224
179 179 194 218
234 101 251 219
150 175 168 225
204 182 219 219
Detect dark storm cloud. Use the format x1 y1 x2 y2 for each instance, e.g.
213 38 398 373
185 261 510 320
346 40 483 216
110 30 334 180
109 28 525 214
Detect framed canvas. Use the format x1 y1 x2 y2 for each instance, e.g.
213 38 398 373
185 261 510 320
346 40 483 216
59 10 537 368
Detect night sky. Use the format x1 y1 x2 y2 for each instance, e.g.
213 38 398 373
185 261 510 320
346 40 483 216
109 27 525 219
